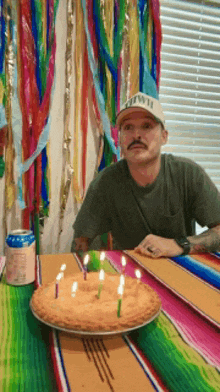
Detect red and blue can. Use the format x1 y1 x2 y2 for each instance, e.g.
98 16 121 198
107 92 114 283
5 229 36 285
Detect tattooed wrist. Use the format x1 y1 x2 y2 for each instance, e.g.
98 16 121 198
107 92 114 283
188 227 220 253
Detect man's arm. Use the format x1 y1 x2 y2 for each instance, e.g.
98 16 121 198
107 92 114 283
134 224 220 258
188 224 220 253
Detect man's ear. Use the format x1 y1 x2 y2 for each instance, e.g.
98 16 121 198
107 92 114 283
161 128 168 145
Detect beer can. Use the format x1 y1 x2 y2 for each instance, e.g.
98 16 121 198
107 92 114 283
5 229 36 286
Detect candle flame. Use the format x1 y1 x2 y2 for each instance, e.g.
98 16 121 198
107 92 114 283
72 282 78 292
60 264 66 271
100 251 105 261
121 256 127 267
135 269 141 279
120 274 125 286
99 269 105 281
56 272 63 281
83 254 89 265
117 284 124 296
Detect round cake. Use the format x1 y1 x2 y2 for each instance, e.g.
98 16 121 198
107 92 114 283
31 272 161 333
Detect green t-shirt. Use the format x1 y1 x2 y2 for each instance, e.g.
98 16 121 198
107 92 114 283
73 153 220 250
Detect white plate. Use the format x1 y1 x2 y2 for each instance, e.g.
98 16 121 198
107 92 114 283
30 299 161 337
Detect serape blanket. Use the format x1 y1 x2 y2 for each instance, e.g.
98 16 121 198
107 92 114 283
0 256 58 392
37 252 220 392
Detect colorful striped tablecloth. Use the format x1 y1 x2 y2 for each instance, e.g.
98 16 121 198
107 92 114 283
1 252 220 391
0 256 57 392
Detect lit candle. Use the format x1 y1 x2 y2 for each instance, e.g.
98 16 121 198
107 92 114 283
117 284 124 318
100 251 105 267
55 273 63 299
83 254 89 280
135 269 142 283
121 256 127 273
60 264 66 272
71 281 78 297
97 269 105 299
120 274 125 287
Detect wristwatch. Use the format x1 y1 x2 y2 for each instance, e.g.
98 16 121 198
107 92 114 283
174 237 191 255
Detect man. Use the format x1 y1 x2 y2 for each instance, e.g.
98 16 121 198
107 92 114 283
72 92 220 257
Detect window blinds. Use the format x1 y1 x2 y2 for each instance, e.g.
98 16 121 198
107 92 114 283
160 0 220 190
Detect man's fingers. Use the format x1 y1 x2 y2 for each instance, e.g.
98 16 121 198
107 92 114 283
135 243 162 258
135 245 155 258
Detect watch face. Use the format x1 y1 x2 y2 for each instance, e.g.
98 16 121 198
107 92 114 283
175 238 190 255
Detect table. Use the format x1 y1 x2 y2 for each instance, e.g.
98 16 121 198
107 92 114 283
0 251 220 392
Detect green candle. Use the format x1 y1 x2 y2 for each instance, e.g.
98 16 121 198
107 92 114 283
117 285 124 317
97 282 103 299
97 269 105 299
117 298 122 318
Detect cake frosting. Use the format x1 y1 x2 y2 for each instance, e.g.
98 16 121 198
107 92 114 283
31 272 161 332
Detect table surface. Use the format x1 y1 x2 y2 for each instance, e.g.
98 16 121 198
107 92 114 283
1 251 220 392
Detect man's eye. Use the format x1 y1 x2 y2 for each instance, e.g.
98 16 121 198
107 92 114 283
142 123 151 129
123 124 133 131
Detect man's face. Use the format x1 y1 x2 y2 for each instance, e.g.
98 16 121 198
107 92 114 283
119 111 168 165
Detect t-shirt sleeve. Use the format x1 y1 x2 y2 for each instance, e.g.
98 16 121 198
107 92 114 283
189 163 220 228
73 177 111 240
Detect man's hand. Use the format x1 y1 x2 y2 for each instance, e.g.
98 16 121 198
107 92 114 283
134 234 183 258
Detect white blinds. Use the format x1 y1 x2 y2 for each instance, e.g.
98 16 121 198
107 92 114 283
160 0 220 190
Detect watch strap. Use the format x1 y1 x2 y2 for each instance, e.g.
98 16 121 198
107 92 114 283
174 237 191 255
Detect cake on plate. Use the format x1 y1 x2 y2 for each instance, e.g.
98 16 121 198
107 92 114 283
31 272 161 333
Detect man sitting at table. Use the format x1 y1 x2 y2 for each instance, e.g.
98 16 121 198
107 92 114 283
71 92 220 258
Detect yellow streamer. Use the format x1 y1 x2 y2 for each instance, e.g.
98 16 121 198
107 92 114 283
73 0 84 203
0 79 4 104
120 2 130 104
129 0 139 97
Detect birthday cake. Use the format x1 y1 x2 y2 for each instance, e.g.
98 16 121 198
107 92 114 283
31 272 161 333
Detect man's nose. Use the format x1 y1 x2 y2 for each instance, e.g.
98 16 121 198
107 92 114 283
133 128 142 139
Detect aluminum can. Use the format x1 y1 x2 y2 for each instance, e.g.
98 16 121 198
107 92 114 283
5 229 36 285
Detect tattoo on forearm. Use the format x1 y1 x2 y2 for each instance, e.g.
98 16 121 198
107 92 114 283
188 227 220 253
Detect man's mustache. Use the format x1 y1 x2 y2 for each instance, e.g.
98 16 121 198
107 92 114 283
128 140 147 150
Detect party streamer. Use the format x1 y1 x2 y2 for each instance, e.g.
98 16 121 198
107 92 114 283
56 0 74 251
16 0 59 251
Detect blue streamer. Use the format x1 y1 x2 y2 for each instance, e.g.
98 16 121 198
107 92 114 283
138 0 158 98
41 146 49 208
93 0 117 83
152 26 157 83
31 0 42 102
81 0 119 159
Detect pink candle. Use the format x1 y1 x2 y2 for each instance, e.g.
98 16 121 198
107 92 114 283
55 282 59 298
55 272 63 299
